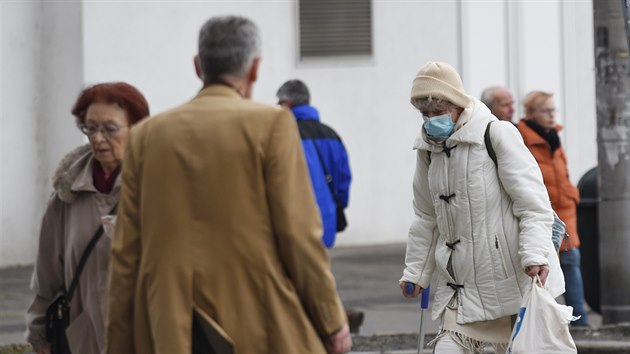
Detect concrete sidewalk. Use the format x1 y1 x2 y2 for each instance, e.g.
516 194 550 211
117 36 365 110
0 243 430 347
0 242 612 351
0 266 32 346
329 243 440 337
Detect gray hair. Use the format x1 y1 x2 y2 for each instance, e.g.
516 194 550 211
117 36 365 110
480 86 502 110
276 79 310 106
412 97 458 112
198 16 261 81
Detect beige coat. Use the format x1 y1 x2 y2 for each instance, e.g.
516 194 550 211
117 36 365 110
105 85 346 354
26 144 119 354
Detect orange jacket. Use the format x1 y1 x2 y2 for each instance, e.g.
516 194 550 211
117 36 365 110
518 119 580 250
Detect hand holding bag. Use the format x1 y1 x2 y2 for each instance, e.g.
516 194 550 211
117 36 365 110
507 276 578 354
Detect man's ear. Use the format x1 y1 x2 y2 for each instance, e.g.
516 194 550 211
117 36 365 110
194 55 205 81
248 57 261 83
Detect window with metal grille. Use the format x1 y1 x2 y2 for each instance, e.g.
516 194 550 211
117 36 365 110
299 0 372 59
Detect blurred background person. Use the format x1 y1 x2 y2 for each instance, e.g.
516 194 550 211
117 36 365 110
480 86 515 123
276 79 352 249
276 79 361 333
517 90 590 327
25 82 150 354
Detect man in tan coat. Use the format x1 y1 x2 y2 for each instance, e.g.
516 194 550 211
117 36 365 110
105 16 351 354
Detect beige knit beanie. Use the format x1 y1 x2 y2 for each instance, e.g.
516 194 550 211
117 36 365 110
410 61 471 109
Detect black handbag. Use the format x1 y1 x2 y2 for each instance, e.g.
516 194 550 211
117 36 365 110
312 143 347 232
46 290 70 354
45 203 118 354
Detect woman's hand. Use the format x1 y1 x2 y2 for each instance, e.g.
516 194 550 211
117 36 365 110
399 282 423 298
326 323 352 354
526 264 549 285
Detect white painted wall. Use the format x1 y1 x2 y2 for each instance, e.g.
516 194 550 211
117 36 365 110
1 1 83 267
1 1 44 267
1 0 598 266
0 0 4 267
39 1 85 183
460 1 511 99
79 1 465 247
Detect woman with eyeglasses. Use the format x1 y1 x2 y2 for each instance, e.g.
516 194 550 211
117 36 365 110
26 82 149 354
518 90 590 328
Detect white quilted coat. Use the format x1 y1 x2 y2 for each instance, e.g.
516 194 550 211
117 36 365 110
401 98 565 324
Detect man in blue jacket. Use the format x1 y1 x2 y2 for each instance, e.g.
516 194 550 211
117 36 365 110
277 79 352 249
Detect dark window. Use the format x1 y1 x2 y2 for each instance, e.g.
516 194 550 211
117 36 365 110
299 0 372 58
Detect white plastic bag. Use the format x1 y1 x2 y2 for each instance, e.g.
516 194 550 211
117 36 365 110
507 276 578 354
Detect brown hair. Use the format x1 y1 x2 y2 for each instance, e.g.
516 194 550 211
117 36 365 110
71 82 150 126
523 91 553 117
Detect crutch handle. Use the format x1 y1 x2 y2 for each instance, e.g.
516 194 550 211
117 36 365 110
404 282 415 295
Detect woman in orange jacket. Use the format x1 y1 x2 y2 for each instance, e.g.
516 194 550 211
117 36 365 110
517 90 590 327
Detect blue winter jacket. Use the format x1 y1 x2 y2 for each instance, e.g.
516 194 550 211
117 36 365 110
291 105 351 248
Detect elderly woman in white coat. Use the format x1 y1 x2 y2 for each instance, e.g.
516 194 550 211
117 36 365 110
398 62 565 353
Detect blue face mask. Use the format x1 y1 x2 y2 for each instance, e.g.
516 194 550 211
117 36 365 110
423 113 455 137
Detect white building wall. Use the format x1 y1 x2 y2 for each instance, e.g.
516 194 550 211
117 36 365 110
1 1 83 267
80 1 463 246
39 2 85 183
1 1 3 267
1 2 44 267
460 1 511 99
1 0 598 265
1 1 4 267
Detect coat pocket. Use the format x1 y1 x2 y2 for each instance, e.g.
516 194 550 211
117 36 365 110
490 234 510 280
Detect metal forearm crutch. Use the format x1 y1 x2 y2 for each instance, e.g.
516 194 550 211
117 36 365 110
405 284 430 354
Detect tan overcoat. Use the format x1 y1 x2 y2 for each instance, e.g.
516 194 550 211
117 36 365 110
105 85 347 354
26 145 119 354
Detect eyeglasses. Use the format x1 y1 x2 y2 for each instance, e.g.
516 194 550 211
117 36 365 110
537 108 556 115
79 123 128 137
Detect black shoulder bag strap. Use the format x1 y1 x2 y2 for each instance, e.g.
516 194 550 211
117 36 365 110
484 121 497 166
312 141 348 232
311 141 340 204
66 202 118 301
